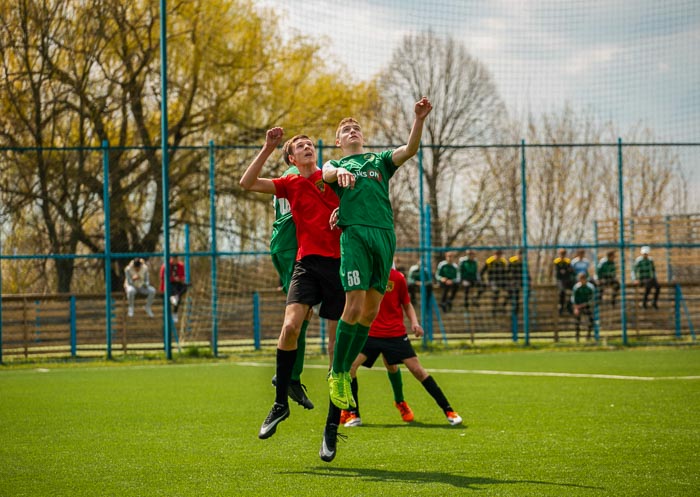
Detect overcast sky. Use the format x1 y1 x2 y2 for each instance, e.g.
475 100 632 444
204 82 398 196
262 0 699 143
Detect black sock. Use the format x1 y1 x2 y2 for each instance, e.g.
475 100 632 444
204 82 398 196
421 375 451 412
275 348 297 406
326 400 341 425
350 376 360 417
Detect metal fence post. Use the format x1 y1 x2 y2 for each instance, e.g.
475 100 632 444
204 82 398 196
209 140 219 357
253 292 260 350
520 140 530 345
70 295 77 357
102 140 113 359
160 0 172 360
617 138 628 345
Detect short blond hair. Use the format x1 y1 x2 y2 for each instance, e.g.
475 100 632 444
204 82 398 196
335 117 360 140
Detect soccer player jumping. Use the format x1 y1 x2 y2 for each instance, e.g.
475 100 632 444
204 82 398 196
240 128 346 441
322 97 433 411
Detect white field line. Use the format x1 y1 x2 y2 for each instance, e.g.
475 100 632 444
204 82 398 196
236 362 700 381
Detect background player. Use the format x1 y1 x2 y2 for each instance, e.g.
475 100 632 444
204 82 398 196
340 264 463 427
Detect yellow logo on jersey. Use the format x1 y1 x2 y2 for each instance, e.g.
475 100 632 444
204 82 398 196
386 280 395 292
314 179 325 192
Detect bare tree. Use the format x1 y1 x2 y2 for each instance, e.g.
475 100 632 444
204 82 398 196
375 31 508 260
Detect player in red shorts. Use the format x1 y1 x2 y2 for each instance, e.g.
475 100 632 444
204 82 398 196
340 264 463 427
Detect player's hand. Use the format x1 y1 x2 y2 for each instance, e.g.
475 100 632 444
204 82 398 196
265 127 284 148
336 167 355 189
415 97 433 120
329 207 339 230
412 323 424 338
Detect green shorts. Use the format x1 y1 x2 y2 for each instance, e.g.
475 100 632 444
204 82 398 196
339 225 396 293
271 248 297 294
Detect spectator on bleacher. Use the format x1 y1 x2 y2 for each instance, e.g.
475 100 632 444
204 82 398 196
596 250 620 307
159 255 188 323
458 250 484 309
407 260 432 306
480 249 509 315
633 246 661 309
508 249 530 314
124 257 156 318
553 248 575 315
571 249 592 279
571 272 596 341
436 251 459 312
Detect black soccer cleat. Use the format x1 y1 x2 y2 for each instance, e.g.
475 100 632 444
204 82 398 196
319 423 339 462
288 381 314 410
258 402 290 440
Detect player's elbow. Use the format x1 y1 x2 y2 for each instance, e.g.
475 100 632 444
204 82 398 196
239 177 253 190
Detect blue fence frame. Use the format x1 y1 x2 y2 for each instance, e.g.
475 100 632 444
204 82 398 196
1 140 699 363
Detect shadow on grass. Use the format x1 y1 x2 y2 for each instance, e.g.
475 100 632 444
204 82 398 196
288 466 603 491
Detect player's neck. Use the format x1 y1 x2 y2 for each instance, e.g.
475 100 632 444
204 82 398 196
342 144 364 157
297 163 317 178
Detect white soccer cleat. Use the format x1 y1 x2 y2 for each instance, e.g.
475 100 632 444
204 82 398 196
445 410 463 426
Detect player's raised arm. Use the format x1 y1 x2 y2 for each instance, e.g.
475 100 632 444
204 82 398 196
392 97 433 167
239 127 283 194
322 161 355 189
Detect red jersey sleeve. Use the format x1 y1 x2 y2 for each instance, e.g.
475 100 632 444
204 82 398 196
272 176 289 199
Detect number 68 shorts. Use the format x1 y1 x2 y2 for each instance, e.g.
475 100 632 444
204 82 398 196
339 225 396 294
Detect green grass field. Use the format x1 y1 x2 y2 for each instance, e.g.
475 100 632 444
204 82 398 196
1 347 699 497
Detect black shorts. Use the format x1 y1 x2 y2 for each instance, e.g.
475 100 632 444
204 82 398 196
361 335 417 367
287 255 345 321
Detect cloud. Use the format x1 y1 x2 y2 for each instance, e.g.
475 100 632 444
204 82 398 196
563 46 625 75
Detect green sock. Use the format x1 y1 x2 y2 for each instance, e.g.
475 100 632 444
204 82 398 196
387 369 404 403
332 320 356 373
291 319 309 381
343 323 370 371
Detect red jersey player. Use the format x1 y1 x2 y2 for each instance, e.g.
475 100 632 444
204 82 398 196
341 266 463 427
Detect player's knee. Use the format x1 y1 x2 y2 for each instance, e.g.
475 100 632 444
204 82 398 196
280 320 301 337
342 303 363 323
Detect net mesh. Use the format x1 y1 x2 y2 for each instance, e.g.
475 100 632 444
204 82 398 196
1 1 699 356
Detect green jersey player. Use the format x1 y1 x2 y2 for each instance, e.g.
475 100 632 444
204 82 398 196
322 96 433 411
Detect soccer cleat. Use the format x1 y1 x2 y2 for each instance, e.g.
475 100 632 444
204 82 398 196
345 372 356 409
344 413 362 427
258 402 290 439
445 410 463 426
395 401 414 422
288 381 314 410
319 423 345 462
327 371 349 409
127 307 134 317
339 410 352 425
